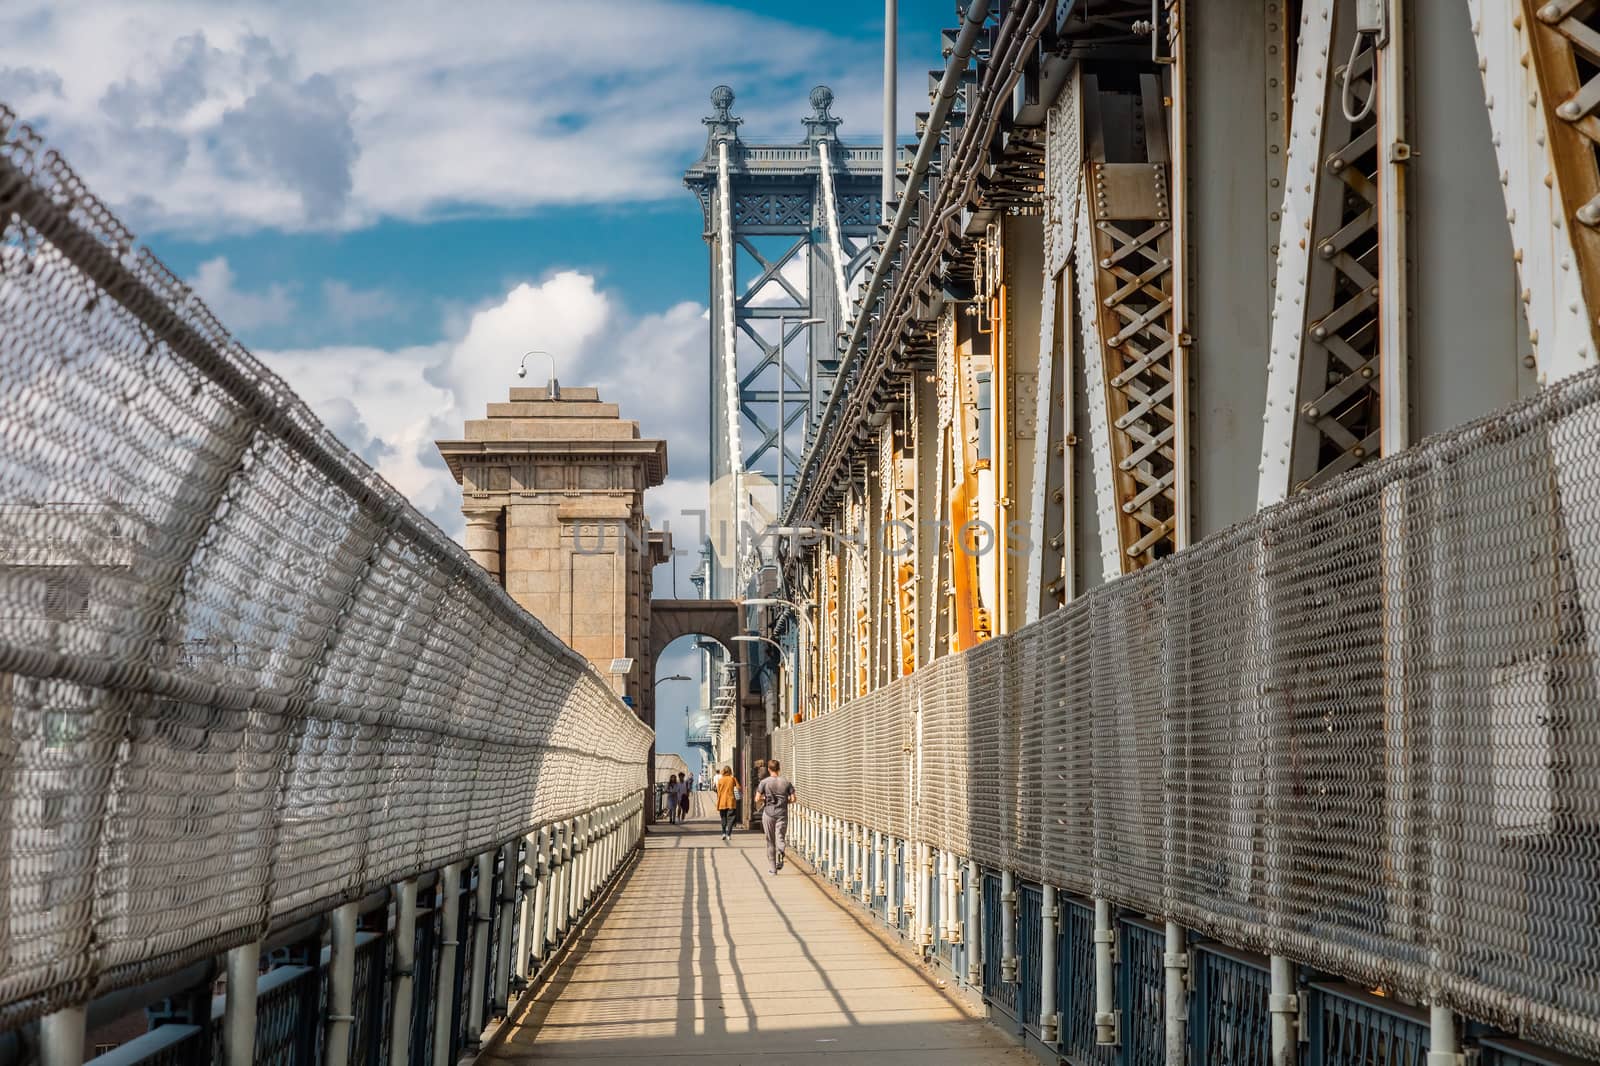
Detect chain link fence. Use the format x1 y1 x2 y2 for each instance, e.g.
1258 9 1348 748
0 106 653 1033
779 361 1600 1059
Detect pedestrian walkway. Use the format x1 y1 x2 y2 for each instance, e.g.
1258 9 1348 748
486 812 1031 1065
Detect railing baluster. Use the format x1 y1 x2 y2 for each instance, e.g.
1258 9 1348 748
389 880 418 1066
467 851 493 1042
431 863 462 1066
325 902 358 1066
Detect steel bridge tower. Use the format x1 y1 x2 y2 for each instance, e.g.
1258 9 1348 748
685 86 882 596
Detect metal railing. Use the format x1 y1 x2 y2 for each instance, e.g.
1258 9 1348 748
0 106 653 1061
775 355 1600 1062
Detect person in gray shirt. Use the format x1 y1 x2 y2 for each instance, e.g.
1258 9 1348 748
755 760 796 875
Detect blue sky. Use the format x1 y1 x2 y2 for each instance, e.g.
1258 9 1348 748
0 0 957 759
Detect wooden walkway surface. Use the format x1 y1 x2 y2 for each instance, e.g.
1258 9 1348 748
485 808 1030 1065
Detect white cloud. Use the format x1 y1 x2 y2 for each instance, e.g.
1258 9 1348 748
190 256 297 331
256 270 710 544
0 1 896 235
321 279 399 324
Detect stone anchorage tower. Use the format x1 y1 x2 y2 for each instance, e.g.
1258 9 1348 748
437 382 669 716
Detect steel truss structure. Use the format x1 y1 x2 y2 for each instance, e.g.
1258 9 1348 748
764 0 1600 1062
683 86 881 595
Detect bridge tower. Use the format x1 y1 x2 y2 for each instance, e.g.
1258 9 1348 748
684 85 883 595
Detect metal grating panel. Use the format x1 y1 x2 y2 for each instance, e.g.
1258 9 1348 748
1188 945 1271 1066
1119 917 1167 1066
1059 897 1114 1065
1307 983 1430 1066
786 344 1600 1058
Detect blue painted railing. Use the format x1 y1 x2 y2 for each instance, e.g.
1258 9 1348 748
1120 918 1166 1066
1018 884 1044 1036
1188 944 1271 1066
1305 982 1430 1066
981 872 1014 1017
791 847 1593 1066
1058 897 1113 1066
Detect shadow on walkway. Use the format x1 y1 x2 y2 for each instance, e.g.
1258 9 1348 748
487 813 1028 1064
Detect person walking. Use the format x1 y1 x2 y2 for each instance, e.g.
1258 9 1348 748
755 759 795 875
749 760 769 832
714 765 741 842
678 772 691 823
666 774 682 825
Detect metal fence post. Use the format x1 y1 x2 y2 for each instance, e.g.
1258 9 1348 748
389 880 418 1066
548 823 567 945
888 835 900 926
1001 870 1017 981
572 815 587 911
571 815 585 922
1041 884 1059 1045
523 829 548 976
494 840 518 1016
573 814 589 917
1429 1006 1463 1066
39 1006 85 1066
1269 955 1297 1066
945 851 960 941
223 940 261 1066
325 902 358 1066
966 860 982 987
432 863 462 1066
561 817 578 930
1165 920 1187 1065
585 812 598 899
467 851 493 1041
861 830 873 905
1093 898 1118 1045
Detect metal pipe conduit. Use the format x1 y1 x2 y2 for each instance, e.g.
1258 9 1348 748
965 860 982 988
39 1007 84 1066
1040 885 1059 1044
523 829 547 976
468 852 493 1039
223 941 261 1066
563 817 579 929
861 831 874 904
325 902 358 1066
432 863 463 1066
942 850 952 940
546 826 565 948
789 0 1051 524
1093 898 1117 1045
1270 955 1297 1065
1001 870 1017 982
495 840 518 1014
388 881 417 1066
1429 1006 1462 1066
784 0 992 523
1164 920 1187 1066
888 834 900 921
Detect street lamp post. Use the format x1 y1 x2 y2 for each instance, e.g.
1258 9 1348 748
730 634 792 733
744 597 813 724
765 528 864 720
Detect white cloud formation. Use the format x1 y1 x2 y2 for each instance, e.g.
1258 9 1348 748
190 256 297 330
256 270 710 545
321 279 400 324
0 0 901 235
